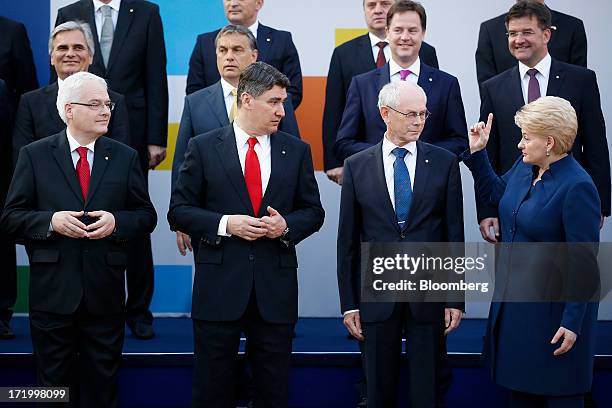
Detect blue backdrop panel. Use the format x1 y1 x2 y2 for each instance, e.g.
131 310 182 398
156 0 226 76
150 265 192 313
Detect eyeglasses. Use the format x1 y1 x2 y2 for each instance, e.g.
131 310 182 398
70 101 115 112
386 106 431 121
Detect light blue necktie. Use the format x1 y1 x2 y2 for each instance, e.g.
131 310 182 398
100 5 114 68
392 147 412 227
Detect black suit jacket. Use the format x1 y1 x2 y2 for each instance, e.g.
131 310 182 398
171 81 300 189
322 33 439 170
186 23 303 109
334 62 468 162
337 141 464 322
0 80 12 204
476 7 587 86
479 59 610 219
12 83 130 166
0 16 39 110
0 131 157 315
55 0 169 168
168 126 324 324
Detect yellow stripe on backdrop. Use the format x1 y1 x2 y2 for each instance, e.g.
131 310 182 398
156 123 179 171
335 28 368 47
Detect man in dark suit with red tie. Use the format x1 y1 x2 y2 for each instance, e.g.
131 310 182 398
322 0 439 185
55 0 169 339
13 21 129 165
186 0 303 109
477 0 610 242
169 62 324 408
0 71 156 408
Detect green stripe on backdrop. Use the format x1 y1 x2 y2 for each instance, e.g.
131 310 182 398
14 266 30 313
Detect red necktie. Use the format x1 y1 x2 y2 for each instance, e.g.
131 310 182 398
76 146 90 200
245 138 262 215
376 41 387 68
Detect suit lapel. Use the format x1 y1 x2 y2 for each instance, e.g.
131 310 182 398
357 34 376 71
106 0 136 72
256 24 272 62
371 142 401 233
259 134 285 217
417 62 435 96
85 138 111 206
209 82 230 127
404 142 432 232
44 84 65 130
81 0 105 72
215 127 254 214
377 64 391 95
509 67 525 112
545 59 564 97
50 131 84 204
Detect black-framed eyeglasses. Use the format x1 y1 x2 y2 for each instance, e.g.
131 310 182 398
386 106 430 121
70 101 115 112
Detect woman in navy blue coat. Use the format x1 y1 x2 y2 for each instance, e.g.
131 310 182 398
462 96 600 407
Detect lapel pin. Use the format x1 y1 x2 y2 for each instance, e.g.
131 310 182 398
281 150 286 155
266 38 271 42
425 159 429 163
555 75 560 79
428 77 432 82
130 8 134 12
105 156 109 160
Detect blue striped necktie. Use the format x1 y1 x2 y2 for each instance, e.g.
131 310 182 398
392 147 412 227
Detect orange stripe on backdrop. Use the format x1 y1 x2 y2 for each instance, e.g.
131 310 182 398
296 76 327 171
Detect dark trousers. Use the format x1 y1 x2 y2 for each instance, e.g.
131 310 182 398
508 390 584 408
0 238 16 323
363 303 439 408
29 305 124 408
125 164 154 325
192 293 295 408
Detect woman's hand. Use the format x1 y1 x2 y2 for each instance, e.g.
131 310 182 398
551 326 577 356
469 113 493 154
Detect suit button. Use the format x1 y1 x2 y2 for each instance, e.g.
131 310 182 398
249 254 255 261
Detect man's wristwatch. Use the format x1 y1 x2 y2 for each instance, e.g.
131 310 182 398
280 226 290 246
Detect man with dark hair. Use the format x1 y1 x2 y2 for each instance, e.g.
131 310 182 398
476 0 588 86
334 0 468 164
322 0 439 185
55 0 169 339
172 24 300 257
0 16 38 340
13 21 129 165
169 61 324 408
1 71 156 407
477 0 609 242
186 0 303 109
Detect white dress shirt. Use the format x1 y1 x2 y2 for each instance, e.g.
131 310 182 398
66 128 95 171
93 0 120 39
518 53 551 104
389 56 420 83
217 122 272 236
248 20 259 39
220 78 236 119
369 32 390 64
343 135 417 316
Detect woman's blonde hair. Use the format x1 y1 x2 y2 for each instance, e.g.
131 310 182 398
514 96 577 154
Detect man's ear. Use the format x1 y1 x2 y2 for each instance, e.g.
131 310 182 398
65 103 73 120
379 106 390 123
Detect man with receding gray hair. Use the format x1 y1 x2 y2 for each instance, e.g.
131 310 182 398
1 71 156 408
337 80 464 408
12 21 129 165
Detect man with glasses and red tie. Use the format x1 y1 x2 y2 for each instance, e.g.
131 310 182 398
0 71 156 408
168 62 324 408
476 0 609 243
333 0 468 165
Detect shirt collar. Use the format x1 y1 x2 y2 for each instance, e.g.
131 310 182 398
93 0 121 13
220 78 236 98
519 52 551 80
66 128 96 153
248 20 259 39
382 133 417 158
233 121 270 150
57 77 65 90
389 56 420 78
368 32 388 49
